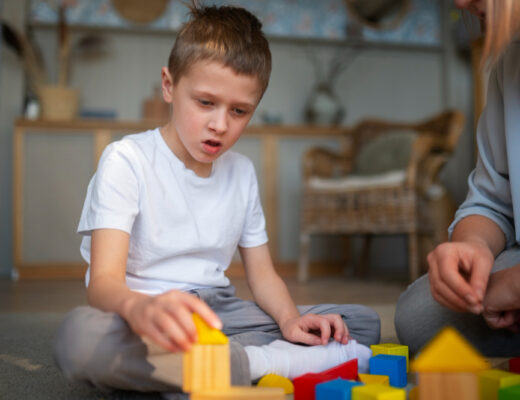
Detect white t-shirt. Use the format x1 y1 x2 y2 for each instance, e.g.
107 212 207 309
78 128 268 295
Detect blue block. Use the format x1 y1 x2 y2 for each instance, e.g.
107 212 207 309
369 354 407 388
315 378 363 400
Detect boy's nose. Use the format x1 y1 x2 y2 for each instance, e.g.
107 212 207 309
208 110 227 134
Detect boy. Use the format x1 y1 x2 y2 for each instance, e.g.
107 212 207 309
54 1 380 395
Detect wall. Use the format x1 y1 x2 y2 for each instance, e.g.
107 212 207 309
0 0 475 278
0 0 27 278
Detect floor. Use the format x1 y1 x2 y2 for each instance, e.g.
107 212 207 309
0 275 407 342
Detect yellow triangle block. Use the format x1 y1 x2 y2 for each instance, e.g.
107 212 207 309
411 327 490 373
358 373 389 386
258 373 294 394
193 313 228 344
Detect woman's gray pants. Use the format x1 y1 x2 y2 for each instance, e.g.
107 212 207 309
395 246 520 357
54 285 380 394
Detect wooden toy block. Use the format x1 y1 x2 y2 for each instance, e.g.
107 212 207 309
369 354 407 388
315 378 363 400
322 358 359 380
417 372 479 400
411 327 490 373
190 386 285 400
479 369 520 400
509 357 520 374
182 342 230 392
294 372 336 400
411 327 490 400
257 373 294 394
370 344 409 371
351 383 405 400
408 385 418 400
358 373 389 385
192 313 228 344
499 384 520 400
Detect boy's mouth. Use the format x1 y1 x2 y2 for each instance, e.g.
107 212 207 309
202 139 222 154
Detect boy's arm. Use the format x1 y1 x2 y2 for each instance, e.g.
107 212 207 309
239 244 349 345
87 228 221 352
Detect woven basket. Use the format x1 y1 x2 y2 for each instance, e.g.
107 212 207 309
40 85 79 120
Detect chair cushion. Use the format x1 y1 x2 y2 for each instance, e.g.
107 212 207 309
352 131 417 176
308 170 406 191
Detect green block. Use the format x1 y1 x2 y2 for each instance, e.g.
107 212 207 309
499 384 520 400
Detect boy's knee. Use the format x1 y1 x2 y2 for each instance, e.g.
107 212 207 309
53 307 122 382
345 305 381 346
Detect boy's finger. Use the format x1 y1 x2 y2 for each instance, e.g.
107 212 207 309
184 294 223 330
156 314 192 351
295 330 323 346
166 305 198 343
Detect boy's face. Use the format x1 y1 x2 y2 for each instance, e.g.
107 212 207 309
161 60 263 177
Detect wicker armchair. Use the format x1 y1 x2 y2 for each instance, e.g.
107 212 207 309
298 110 465 282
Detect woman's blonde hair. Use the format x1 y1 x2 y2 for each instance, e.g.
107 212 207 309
482 0 520 65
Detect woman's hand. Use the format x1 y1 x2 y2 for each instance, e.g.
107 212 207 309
483 265 520 331
280 313 350 346
123 290 222 353
427 240 494 313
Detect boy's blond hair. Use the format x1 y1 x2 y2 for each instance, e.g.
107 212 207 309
482 0 520 65
168 1 272 94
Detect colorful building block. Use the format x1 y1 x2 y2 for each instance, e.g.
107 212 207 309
369 354 407 388
294 372 336 400
509 357 520 374
257 373 294 394
358 373 389 386
190 386 285 399
408 386 418 400
479 369 520 400
499 384 520 400
411 327 490 400
192 313 228 344
315 378 362 400
322 358 359 380
370 344 409 371
182 342 230 392
351 383 405 400
411 327 490 373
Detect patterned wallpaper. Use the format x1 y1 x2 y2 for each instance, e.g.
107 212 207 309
30 0 441 46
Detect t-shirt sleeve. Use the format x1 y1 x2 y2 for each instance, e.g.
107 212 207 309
77 142 140 236
238 161 268 248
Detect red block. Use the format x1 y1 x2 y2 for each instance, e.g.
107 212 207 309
322 358 358 381
510 357 520 374
293 358 359 400
293 373 336 400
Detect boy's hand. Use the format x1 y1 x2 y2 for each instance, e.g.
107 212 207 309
280 313 350 346
427 240 494 314
482 265 520 332
124 290 222 353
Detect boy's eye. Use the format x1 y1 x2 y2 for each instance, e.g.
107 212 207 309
233 108 247 116
198 99 212 106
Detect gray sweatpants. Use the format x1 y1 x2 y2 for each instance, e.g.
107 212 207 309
395 246 520 357
54 285 380 394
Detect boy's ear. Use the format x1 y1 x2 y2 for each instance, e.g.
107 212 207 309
161 66 174 104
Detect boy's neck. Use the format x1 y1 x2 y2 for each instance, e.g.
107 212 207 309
160 123 213 178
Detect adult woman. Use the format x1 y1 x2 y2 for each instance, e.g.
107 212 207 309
395 0 520 356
